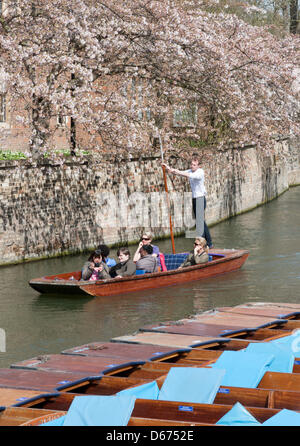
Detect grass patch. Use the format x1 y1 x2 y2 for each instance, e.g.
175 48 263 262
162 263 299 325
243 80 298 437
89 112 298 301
0 150 27 160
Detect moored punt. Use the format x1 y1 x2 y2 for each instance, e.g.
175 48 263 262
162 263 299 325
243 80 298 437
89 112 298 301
0 368 93 392
61 341 190 363
7 391 282 426
217 303 300 320
29 248 249 297
112 332 229 349
0 387 59 408
10 354 147 376
61 341 300 373
139 320 293 342
112 332 260 350
9 354 214 380
0 406 66 426
185 311 288 329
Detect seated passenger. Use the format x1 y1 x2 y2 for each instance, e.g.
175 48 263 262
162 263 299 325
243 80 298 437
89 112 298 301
109 247 136 278
133 232 161 269
81 249 110 281
179 237 209 268
97 243 117 267
136 244 158 273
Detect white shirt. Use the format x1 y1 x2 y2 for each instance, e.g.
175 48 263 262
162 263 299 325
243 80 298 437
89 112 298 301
184 168 206 198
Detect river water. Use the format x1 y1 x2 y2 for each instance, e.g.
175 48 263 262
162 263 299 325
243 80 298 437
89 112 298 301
1 186 300 369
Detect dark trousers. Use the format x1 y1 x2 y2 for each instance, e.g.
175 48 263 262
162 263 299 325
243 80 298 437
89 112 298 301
192 196 213 247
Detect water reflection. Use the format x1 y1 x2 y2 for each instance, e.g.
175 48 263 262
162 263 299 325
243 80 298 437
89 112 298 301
0 187 300 368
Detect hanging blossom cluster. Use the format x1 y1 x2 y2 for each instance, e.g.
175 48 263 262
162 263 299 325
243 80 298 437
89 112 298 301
0 0 299 159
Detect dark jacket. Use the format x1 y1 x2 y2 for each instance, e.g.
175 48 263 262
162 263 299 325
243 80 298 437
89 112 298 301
109 260 136 278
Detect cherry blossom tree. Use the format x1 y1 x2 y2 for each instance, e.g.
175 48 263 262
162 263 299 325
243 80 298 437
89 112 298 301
0 0 299 159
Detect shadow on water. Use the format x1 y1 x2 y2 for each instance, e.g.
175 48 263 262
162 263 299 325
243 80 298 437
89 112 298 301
1 186 300 367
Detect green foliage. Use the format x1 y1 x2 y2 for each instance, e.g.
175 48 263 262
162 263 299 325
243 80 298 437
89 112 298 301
0 149 90 161
0 150 27 160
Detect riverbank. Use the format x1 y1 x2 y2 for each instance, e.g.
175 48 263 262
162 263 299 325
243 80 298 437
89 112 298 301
0 137 300 266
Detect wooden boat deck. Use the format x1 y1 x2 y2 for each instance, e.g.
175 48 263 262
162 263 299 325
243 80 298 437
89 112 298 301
61 341 190 362
139 320 292 342
217 303 300 320
112 332 258 350
10 354 147 376
0 387 57 407
0 407 66 426
0 368 91 392
112 332 228 348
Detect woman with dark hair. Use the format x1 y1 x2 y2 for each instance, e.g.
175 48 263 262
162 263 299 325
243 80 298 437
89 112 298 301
81 249 110 281
109 247 136 278
97 244 117 267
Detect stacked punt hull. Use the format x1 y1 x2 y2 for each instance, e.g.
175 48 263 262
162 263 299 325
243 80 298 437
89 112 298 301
2 301 300 425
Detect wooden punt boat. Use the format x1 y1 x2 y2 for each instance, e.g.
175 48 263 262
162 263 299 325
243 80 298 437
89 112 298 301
0 387 59 408
61 341 191 363
60 340 300 373
17 382 300 414
8 391 282 426
28 248 249 297
53 375 300 413
0 368 92 392
139 320 293 342
112 332 230 348
10 354 214 379
0 406 66 426
217 304 300 320
10 354 148 377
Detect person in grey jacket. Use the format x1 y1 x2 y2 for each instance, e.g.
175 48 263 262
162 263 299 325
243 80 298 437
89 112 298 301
136 244 158 273
81 249 110 281
179 237 209 268
109 247 136 278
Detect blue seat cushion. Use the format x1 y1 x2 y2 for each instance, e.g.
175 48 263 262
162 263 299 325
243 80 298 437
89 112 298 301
216 402 261 426
262 409 300 426
158 367 226 404
63 394 136 426
210 351 275 388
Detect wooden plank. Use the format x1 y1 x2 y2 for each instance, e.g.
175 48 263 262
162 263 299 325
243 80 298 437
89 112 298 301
0 407 66 426
62 341 187 362
0 368 90 392
131 399 279 425
139 321 292 341
139 321 250 338
258 371 300 392
0 387 56 407
112 332 226 348
187 312 287 329
14 391 280 424
10 354 145 376
59 376 153 394
217 305 300 320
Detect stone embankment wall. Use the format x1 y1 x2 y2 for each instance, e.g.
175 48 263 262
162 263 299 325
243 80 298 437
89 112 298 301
0 138 299 265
